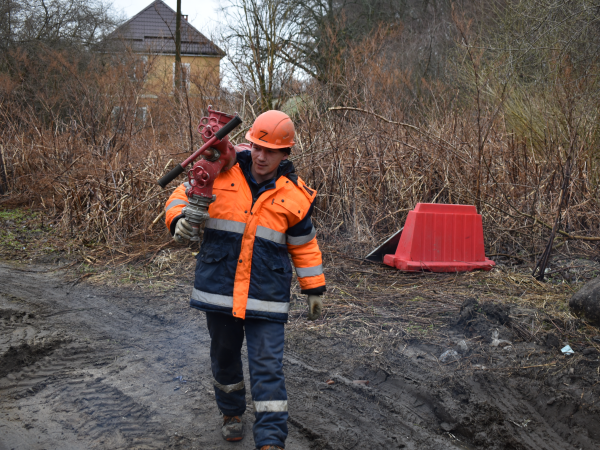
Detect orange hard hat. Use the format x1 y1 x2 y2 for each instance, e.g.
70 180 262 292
245 110 295 149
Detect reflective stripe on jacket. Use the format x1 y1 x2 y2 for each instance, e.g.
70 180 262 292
164 181 190 235
165 151 326 322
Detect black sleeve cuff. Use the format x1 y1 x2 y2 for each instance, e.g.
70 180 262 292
300 286 326 296
169 213 184 236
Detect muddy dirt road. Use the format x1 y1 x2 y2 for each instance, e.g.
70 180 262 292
1 261 599 449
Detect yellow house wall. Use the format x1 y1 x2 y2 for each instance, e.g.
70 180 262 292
143 54 221 96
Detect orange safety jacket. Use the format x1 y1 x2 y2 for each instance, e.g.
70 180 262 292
165 150 325 323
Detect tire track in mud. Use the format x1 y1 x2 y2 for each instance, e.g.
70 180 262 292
0 263 313 450
0 266 183 450
2 262 598 450
0 305 169 449
49 377 168 449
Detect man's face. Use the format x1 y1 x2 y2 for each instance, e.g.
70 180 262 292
250 143 288 181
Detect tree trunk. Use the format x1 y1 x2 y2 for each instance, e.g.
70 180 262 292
0 145 9 195
174 0 182 96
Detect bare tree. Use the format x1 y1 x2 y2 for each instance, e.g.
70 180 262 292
0 0 123 139
0 0 119 52
174 0 183 95
279 0 467 84
223 0 298 112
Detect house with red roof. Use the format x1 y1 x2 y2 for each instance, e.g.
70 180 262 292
110 0 224 96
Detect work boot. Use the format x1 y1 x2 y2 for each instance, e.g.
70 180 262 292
259 447 284 450
222 415 244 441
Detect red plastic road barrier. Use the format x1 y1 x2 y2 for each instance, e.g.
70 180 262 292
383 203 495 272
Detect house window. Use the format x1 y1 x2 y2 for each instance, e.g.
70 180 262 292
173 62 191 90
134 56 148 80
135 107 147 127
126 56 149 82
111 106 147 132
111 106 125 133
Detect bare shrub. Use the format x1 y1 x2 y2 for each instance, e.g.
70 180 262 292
1 5 599 265
285 26 600 260
0 44 221 258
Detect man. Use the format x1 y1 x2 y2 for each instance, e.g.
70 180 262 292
164 110 326 450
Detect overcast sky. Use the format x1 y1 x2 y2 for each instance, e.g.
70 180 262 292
118 0 224 39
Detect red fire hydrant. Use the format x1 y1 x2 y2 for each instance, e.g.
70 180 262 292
157 106 242 240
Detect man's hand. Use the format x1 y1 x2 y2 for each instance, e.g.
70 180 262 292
306 295 323 321
173 218 194 243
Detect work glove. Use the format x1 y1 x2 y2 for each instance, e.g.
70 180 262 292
306 295 323 321
173 218 194 243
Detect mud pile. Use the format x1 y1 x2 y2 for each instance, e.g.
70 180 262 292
288 297 600 449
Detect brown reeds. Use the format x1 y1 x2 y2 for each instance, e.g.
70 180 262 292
0 27 599 268
0 46 221 259
284 27 600 263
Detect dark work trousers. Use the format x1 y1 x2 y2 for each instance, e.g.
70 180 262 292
206 311 288 449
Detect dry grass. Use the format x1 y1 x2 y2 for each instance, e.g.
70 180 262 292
0 28 599 292
286 242 599 362
3 205 597 361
